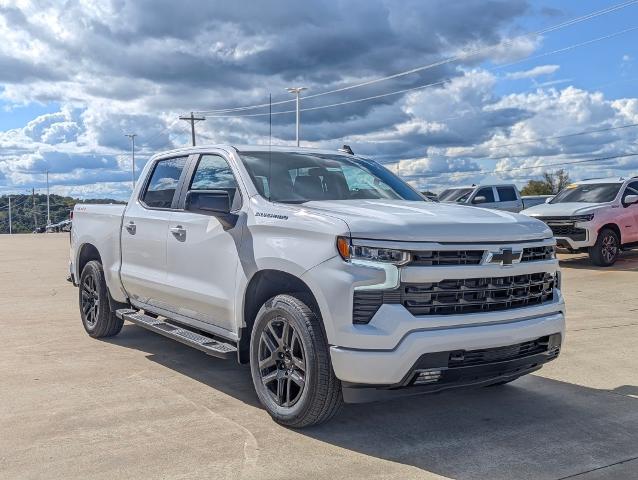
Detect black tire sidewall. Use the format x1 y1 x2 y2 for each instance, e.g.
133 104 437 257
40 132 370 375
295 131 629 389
79 261 113 337
592 228 619 266
249 295 320 423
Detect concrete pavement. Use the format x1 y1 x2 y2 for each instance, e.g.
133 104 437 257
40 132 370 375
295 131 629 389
1 233 637 479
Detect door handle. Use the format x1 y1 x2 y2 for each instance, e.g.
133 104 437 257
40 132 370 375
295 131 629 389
125 221 136 235
170 225 186 239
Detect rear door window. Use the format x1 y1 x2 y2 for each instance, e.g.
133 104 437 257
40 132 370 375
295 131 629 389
142 157 188 209
497 186 517 202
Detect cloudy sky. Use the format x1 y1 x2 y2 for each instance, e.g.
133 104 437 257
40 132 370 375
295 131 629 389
0 0 637 199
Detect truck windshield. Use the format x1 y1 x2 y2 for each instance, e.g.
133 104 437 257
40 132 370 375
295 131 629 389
238 151 425 203
438 188 473 202
550 183 621 204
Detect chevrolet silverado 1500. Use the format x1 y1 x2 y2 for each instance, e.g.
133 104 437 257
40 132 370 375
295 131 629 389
70 145 565 427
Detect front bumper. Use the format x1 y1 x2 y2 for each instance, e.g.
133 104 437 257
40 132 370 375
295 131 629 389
341 336 560 403
330 310 565 387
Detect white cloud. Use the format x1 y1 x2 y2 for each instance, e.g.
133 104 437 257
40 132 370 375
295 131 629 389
506 64 560 80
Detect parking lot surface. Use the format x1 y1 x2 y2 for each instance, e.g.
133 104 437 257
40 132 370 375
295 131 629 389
1 233 637 480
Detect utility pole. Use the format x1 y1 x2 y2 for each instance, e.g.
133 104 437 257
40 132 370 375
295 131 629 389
32 188 37 230
46 170 51 226
125 133 137 189
179 112 205 146
8 195 11 235
286 87 307 147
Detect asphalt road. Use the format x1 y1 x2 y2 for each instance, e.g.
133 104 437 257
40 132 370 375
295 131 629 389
1 233 637 480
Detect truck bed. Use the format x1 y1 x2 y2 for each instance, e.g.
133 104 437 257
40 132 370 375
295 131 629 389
71 203 126 301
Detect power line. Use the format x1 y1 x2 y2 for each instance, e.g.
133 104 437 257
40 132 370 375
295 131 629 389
192 0 638 115
401 152 638 180
201 25 638 119
475 122 638 152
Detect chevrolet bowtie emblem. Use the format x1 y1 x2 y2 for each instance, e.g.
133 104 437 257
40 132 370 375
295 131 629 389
486 248 522 266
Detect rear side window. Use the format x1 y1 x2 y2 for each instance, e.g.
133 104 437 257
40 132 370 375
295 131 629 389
142 156 188 209
473 187 495 203
497 186 517 202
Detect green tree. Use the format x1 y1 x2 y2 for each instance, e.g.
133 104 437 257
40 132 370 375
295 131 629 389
0 194 124 234
521 169 571 196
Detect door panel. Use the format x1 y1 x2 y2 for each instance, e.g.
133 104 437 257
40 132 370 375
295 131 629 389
621 181 638 243
165 211 241 330
120 203 172 306
120 156 189 308
164 154 243 332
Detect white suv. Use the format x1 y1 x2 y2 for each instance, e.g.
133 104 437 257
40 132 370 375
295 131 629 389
522 177 638 266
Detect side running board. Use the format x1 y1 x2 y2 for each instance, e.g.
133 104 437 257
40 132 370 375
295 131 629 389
116 309 237 359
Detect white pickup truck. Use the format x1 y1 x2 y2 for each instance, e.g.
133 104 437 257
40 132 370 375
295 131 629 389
70 145 565 427
522 177 638 266
438 183 525 212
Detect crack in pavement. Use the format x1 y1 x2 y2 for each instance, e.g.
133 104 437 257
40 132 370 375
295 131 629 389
554 455 638 479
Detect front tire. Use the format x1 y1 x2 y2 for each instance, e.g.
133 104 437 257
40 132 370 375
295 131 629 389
79 260 124 338
589 228 620 266
249 294 342 428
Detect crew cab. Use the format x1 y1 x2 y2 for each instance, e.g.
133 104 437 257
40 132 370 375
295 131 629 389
438 183 524 212
521 177 638 266
70 145 565 427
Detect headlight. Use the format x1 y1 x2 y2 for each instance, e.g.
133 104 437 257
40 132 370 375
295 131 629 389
571 214 594 222
337 237 410 265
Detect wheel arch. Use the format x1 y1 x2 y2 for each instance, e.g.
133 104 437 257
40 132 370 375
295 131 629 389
598 223 621 244
238 269 322 364
77 243 102 278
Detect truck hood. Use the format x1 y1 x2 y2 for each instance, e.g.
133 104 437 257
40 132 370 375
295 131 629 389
301 199 551 242
521 202 603 217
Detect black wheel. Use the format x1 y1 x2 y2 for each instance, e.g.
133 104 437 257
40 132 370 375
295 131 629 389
79 260 124 338
589 228 620 266
249 294 342 428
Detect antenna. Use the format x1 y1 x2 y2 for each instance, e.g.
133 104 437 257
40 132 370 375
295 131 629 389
268 93 272 201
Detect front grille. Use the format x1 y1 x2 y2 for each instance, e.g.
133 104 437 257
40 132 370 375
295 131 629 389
521 246 554 262
353 273 555 323
548 224 586 240
448 337 549 368
409 245 554 266
410 250 483 266
401 273 555 316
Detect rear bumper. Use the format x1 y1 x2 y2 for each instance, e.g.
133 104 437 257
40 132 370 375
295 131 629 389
330 310 565 387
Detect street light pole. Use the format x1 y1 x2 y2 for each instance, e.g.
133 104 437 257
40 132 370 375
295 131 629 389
8 195 11 235
46 170 50 226
125 133 137 189
286 87 307 147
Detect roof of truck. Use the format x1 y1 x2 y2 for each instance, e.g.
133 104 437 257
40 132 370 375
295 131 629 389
572 177 629 184
150 144 356 160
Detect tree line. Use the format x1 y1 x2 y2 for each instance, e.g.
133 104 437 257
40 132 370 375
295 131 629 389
0 194 124 234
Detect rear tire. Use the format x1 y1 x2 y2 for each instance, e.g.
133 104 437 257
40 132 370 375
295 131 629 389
79 260 124 338
589 228 620 266
249 294 342 428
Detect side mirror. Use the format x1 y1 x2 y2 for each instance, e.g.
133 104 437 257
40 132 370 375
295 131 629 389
624 194 638 206
545 197 553 203
473 195 487 204
185 190 238 229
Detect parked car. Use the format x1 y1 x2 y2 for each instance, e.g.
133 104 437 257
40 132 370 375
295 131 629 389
521 195 554 209
521 177 638 266
438 184 525 212
70 145 565 427
46 219 72 233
